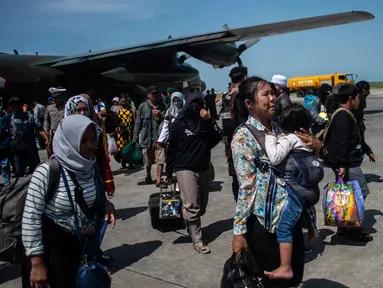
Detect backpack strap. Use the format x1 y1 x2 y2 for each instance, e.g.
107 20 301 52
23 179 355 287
45 158 61 202
244 124 267 156
321 107 355 144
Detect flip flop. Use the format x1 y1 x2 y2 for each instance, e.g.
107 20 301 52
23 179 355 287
193 242 211 254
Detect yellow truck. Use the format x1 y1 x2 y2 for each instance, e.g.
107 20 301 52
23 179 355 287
288 73 356 97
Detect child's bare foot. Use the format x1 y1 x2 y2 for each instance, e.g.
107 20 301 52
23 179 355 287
264 265 293 280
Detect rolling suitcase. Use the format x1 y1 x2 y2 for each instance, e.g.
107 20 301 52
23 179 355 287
148 178 185 231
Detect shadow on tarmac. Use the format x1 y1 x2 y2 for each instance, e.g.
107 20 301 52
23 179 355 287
365 173 383 183
106 241 162 274
116 206 147 221
301 278 349 287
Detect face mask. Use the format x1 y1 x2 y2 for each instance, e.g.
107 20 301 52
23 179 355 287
187 106 201 116
174 101 183 110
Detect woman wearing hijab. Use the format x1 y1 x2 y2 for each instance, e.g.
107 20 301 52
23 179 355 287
157 92 186 145
22 114 116 288
156 92 185 186
65 95 115 198
166 94 222 254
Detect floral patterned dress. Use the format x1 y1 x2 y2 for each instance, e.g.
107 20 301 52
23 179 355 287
231 116 289 235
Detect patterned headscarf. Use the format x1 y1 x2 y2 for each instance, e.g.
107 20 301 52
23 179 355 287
64 95 89 117
65 95 102 136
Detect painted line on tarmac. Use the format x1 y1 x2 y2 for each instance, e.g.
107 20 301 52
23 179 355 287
115 266 189 288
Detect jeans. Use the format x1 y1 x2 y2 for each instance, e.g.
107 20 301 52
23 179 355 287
276 186 302 243
333 166 370 198
1 158 10 185
13 148 40 177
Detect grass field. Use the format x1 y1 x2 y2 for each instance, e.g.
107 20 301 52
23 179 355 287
370 82 383 89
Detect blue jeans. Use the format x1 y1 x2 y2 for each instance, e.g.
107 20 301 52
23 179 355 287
276 186 302 243
1 158 10 185
13 148 40 177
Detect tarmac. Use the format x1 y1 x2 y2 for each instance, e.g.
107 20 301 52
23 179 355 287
1 89 383 288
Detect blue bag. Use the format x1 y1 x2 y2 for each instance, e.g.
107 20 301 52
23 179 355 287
62 167 112 288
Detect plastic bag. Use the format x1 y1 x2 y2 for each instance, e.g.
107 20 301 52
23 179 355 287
323 178 365 227
107 135 117 155
220 249 264 288
121 142 143 165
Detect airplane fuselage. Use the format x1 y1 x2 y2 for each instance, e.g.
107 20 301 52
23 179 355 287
0 42 238 98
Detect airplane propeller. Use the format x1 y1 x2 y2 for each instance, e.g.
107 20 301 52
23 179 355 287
178 53 192 64
222 24 260 66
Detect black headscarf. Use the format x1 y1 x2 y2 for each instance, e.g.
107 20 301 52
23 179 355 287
177 93 206 133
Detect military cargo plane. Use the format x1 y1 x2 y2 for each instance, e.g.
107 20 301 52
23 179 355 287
0 11 374 102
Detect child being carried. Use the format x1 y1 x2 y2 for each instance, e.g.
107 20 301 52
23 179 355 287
264 103 324 280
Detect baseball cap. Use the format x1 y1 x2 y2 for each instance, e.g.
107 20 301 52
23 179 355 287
167 87 176 93
112 97 119 102
147 85 158 94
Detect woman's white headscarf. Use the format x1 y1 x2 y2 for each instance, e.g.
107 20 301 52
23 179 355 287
53 114 99 180
167 92 186 118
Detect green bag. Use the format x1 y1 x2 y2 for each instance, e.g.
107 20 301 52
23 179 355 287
121 142 143 165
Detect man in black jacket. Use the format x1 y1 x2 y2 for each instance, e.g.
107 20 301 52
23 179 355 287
355 81 376 162
325 83 372 242
166 94 222 254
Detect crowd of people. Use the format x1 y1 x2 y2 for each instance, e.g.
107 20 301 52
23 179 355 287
0 67 376 287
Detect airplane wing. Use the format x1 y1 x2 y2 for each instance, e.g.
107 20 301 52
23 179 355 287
35 11 373 68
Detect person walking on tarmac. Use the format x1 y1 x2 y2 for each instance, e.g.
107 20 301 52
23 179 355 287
221 66 248 202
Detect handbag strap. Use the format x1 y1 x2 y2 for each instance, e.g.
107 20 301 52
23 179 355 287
61 166 107 255
61 167 85 252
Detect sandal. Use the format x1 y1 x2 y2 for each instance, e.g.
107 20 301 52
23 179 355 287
193 242 211 254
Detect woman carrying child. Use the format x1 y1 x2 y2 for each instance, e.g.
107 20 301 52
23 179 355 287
231 77 322 287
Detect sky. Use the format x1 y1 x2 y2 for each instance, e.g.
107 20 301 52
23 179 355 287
1 0 382 90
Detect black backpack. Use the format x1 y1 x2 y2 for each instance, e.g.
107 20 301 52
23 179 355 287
0 158 60 263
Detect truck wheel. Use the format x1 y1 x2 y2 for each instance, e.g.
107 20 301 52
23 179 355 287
297 90 305 98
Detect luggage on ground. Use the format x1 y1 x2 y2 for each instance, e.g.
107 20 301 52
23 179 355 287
148 179 185 231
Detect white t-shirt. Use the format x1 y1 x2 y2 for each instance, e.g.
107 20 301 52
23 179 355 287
265 133 312 166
